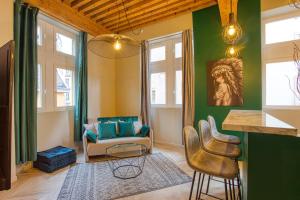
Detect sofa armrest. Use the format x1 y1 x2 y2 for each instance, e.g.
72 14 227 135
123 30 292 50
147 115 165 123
82 131 89 162
149 129 154 154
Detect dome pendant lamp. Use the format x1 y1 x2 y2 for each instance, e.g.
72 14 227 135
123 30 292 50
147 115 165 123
88 0 141 59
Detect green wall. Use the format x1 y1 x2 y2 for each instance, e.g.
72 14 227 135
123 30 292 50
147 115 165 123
193 0 262 143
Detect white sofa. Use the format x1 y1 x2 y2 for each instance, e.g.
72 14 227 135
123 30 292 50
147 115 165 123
82 129 153 162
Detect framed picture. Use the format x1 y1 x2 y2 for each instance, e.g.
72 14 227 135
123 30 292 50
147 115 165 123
207 58 243 106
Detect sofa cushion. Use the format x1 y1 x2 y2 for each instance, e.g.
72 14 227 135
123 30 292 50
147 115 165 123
84 123 97 134
139 125 150 137
98 123 117 140
86 130 97 143
133 120 143 134
87 137 151 156
118 121 135 137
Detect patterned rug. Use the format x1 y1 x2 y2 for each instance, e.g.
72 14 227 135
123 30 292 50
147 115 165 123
57 153 192 200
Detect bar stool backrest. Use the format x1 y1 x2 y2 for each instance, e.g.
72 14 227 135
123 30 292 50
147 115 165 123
207 115 220 137
183 126 201 167
198 120 213 147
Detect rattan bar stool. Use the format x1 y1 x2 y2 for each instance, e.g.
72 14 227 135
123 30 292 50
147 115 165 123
183 125 239 200
199 119 242 200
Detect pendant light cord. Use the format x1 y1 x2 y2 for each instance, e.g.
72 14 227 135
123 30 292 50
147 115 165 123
121 0 141 35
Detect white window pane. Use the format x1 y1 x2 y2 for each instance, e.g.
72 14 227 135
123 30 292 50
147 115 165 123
265 17 300 44
37 25 42 46
56 68 73 107
56 33 74 55
151 72 166 104
37 64 42 108
175 70 182 104
266 61 300 106
150 46 165 62
175 42 182 58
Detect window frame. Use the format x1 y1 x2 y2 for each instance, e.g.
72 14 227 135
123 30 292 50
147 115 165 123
262 7 300 110
53 66 75 111
149 33 182 108
37 14 78 113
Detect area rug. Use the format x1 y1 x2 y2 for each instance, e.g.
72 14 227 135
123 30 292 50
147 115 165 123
57 153 192 200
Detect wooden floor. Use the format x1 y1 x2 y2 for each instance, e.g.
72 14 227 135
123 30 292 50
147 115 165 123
0 144 228 200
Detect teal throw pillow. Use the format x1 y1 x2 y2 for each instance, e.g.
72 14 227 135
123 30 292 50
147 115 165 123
118 121 135 137
98 123 117 140
139 125 150 137
86 130 97 143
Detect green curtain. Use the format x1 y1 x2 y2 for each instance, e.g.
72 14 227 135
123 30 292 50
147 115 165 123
74 32 88 141
14 0 39 164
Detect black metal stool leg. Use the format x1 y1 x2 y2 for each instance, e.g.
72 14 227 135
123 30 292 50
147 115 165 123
232 179 236 200
237 175 242 200
206 175 211 194
189 171 196 200
195 173 202 200
224 179 229 200
197 174 205 200
229 179 233 200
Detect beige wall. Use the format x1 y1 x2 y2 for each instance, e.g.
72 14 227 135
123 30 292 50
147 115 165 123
115 56 140 116
88 34 116 120
261 0 289 11
0 0 17 183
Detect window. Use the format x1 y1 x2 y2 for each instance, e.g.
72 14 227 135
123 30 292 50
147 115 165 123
175 70 182 104
150 73 166 104
37 64 42 108
265 17 300 44
262 9 300 108
150 46 166 62
56 33 74 55
266 62 300 106
37 14 77 112
56 68 73 107
175 42 182 58
37 25 42 46
149 33 182 107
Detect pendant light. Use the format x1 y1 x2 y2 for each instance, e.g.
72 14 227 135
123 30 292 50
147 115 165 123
88 0 141 59
225 45 239 58
222 0 242 44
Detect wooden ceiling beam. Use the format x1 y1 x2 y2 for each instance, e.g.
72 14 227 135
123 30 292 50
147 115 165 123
71 0 91 9
111 0 204 31
217 0 238 26
95 0 168 23
78 0 114 13
87 0 142 19
88 0 140 19
24 0 110 36
115 0 216 33
105 0 194 29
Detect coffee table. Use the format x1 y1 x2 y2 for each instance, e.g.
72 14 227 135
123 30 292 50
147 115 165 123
106 143 147 179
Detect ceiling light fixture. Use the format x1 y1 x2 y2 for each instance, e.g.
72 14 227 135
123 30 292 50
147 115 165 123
222 0 242 44
88 0 141 59
225 45 240 58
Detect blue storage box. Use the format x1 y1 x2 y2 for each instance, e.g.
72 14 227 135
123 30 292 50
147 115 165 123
33 146 76 173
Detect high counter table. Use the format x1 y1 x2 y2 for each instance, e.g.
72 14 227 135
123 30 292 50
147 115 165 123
222 110 300 200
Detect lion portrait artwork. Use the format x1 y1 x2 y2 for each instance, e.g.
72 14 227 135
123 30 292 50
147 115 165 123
207 58 243 106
